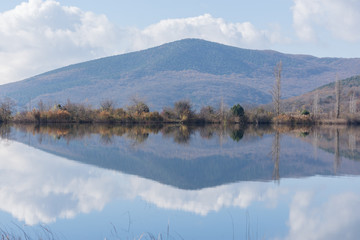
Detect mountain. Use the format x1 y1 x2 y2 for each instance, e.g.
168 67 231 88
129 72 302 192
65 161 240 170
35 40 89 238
282 75 360 113
1 38 360 110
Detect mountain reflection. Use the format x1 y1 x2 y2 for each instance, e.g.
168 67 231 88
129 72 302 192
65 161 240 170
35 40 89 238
1 124 360 190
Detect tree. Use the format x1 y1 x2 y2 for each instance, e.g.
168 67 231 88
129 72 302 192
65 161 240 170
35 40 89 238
271 61 282 116
199 106 215 121
349 92 356 114
0 97 15 123
335 76 341 118
127 97 149 115
174 100 194 121
230 104 245 117
100 99 115 112
313 90 319 117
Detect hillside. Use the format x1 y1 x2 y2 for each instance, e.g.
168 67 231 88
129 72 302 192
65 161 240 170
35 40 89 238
0 38 360 110
282 75 360 113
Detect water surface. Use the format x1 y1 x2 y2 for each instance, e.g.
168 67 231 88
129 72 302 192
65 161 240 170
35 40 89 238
0 124 359 239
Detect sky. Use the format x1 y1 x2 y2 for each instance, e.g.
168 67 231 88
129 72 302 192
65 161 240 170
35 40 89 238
0 0 360 85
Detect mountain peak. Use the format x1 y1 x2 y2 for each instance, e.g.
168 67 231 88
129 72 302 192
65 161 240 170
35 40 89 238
1 39 360 110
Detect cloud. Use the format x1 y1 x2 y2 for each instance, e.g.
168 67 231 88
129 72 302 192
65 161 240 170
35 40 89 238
292 0 360 42
0 0 121 84
134 14 284 52
0 1 284 85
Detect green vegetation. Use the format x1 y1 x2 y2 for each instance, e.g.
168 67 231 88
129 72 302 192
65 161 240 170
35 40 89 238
301 109 310 115
230 104 245 117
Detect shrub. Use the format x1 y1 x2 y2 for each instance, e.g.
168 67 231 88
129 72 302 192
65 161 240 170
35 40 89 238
301 109 310 115
231 104 245 117
199 106 217 122
128 101 150 115
174 100 194 121
0 98 15 123
97 110 115 123
47 109 71 123
100 99 115 112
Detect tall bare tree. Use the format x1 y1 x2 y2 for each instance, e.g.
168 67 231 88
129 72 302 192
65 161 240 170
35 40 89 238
335 76 341 118
272 61 282 116
349 92 356 114
313 90 319 117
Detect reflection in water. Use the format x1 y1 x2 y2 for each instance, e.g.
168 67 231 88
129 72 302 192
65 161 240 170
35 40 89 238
272 131 280 181
1 124 360 183
8 123 252 146
0 124 360 239
334 128 341 173
0 139 286 225
286 185 360 240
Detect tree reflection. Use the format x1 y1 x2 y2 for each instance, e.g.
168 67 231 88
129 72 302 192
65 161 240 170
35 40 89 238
162 125 193 144
2 123 360 164
230 129 244 142
272 130 280 182
349 131 356 158
2 123 360 189
0 123 11 140
334 128 341 174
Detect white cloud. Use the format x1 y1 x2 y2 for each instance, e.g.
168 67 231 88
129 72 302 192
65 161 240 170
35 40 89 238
135 14 283 51
0 0 121 84
0 1 284 85
292 0 360 42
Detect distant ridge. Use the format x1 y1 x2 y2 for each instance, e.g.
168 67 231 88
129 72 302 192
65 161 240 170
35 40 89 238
283 75 360 112
0 38 359 110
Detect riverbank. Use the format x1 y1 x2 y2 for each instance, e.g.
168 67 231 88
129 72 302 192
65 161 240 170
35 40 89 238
0 99 359 126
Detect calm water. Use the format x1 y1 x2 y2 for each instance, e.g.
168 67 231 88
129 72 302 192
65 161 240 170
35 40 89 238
0 124 360 240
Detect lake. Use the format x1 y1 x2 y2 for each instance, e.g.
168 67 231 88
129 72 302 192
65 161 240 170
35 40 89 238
0 124 359 240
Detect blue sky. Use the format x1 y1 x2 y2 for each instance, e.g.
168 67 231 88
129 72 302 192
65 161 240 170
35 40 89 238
0 0 359 84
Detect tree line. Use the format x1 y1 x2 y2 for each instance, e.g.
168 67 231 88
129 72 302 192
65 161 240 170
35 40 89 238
0 98 249 124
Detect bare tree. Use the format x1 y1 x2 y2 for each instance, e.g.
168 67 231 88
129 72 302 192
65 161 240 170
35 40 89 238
127 95 149 115
271 61 282 116
100 99 115 112
0 97 15 123
313 90 319 117
335 76 341 118
173 100 194 121
349 92 356 114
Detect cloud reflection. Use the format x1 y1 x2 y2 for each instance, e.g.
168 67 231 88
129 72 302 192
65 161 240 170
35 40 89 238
0 139 283 225
285 191 360 240
1 138 360 240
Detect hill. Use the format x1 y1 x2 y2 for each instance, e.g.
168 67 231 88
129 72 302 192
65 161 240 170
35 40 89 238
282 75 360 113
0 38 360 110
